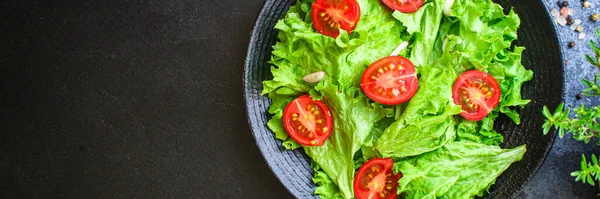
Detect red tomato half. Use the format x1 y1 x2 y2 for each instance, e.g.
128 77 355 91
283 95 333 146
360 56 418 105
452 70 502 121
311 0 361 38
354 158 402 199
381 0 425 13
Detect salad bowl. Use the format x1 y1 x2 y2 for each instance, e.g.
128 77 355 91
244 0 564 198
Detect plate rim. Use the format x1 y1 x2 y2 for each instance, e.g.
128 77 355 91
243 0 564 198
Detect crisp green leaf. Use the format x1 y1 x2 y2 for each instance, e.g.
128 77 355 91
374 64 461 158
394 142 526 199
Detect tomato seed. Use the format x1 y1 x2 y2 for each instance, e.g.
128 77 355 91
392 88 400 96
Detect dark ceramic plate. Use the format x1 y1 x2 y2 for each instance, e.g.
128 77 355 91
244 0 563 198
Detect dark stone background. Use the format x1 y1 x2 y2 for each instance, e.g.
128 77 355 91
0 0 598 198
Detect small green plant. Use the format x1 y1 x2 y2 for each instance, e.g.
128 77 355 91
542 103 600 144
543 29 600 187
585 29 600 70
571 154 600 186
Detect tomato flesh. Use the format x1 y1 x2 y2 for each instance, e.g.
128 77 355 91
354 158 402 199
381 0 425 13
283 95 333 146
452 70 501 121
311 0 361 38
360 56 418 105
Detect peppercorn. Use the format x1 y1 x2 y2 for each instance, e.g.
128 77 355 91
591 13 600 22
566 16 575 25
561 1 569 7
583 1 591 8
577 93 584 100
576 25 584 32
569 41 576 48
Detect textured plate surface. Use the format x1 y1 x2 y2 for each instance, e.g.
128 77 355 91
244 0 563 198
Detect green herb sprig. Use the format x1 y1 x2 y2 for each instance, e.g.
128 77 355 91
582 74 600 96
542 103 600 144
572 154 600 186
585 29 600 69
542 29 600 187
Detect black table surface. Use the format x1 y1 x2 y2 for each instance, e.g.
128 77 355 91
1 0 599 198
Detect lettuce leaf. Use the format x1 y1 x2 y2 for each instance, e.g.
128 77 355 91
262 0 406 198
311 161 344 199
374 64 462 158
393 0 446 67
446 0 532 124
263 0 531 198
394 142 526 199
304 82 392 198
373 32 465 158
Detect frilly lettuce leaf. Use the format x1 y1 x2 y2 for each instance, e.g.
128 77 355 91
374 63 462 158
262 0 406 198
394 142 526 199
262 0 531 198
393 0 446 67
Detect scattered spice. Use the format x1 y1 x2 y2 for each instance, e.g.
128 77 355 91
560 7 569 17
571 19 583 30
557 16 567 26
565 60 569 65
583 1 591 8
576 25 584 32
591 13 600 22
577 93 584 100
567 16 575 25
551 9 560 17
569 41 576 48
580 32 587 40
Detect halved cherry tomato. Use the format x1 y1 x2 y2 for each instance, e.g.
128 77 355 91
283 95 333 146
381 0 425 13
452 70 502 121
311 0 361 38
354 158 402 199
360 56 418 105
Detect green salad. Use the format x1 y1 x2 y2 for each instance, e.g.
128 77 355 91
261 0 533 198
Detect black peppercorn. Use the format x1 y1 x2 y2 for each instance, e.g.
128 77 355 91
561 0 569 7
577 93 584 100
566 16 574 25
569 41 576 48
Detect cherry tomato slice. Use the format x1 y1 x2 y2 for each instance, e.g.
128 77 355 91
452 70 502 121
354 158 402 199
311 0 361 38
360 56 418 105
283 95 333 146
381 0 425 13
